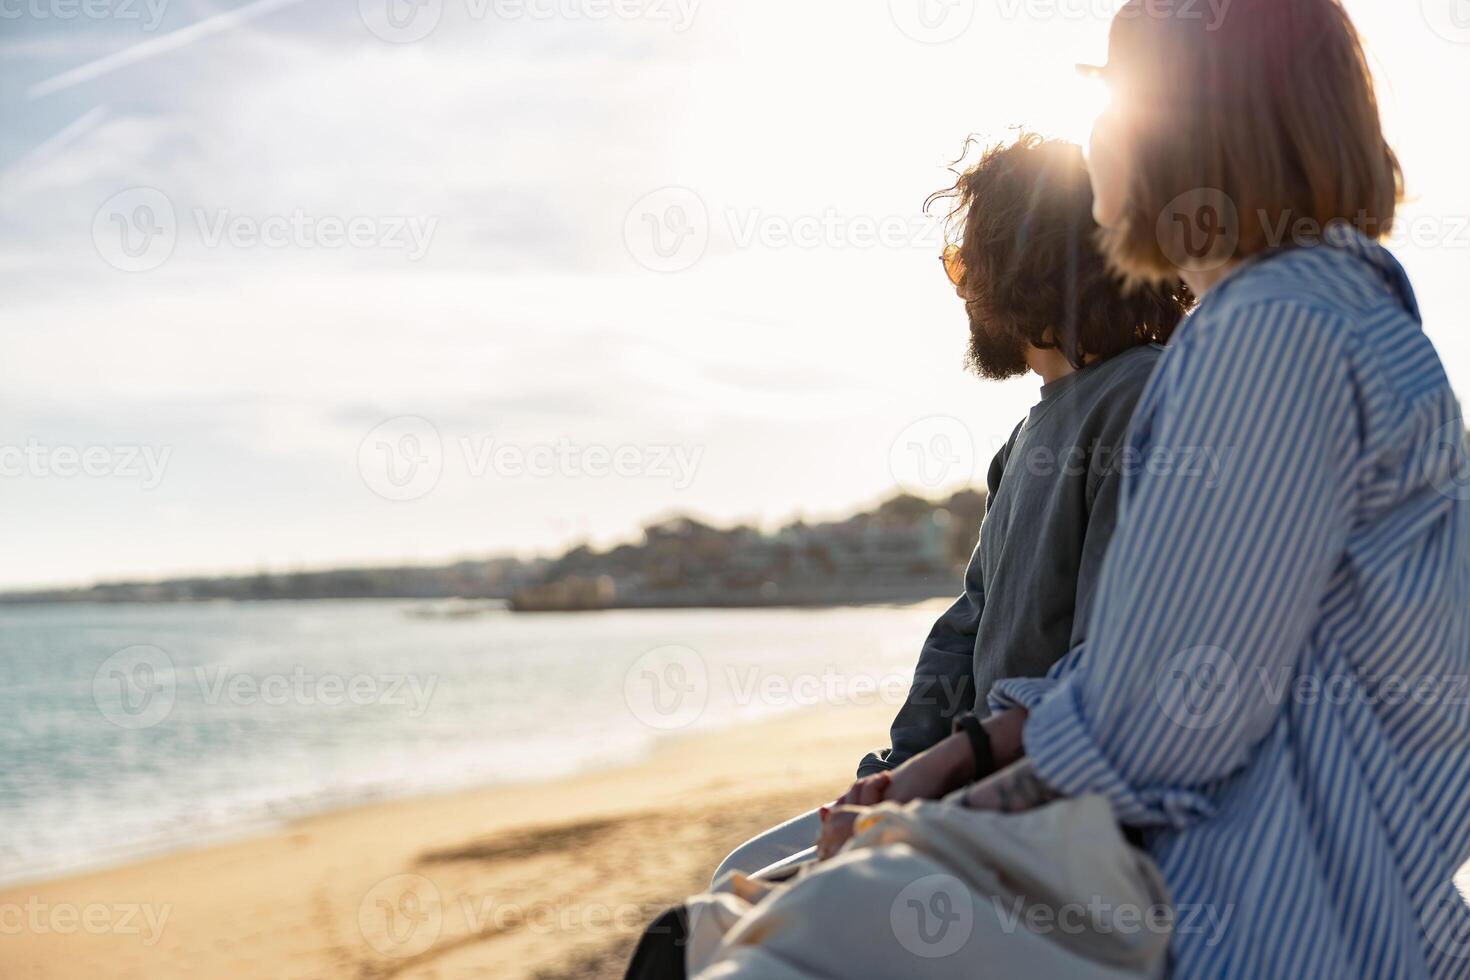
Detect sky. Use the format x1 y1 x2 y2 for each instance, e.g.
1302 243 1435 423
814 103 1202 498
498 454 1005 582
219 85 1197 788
1 0 1467 589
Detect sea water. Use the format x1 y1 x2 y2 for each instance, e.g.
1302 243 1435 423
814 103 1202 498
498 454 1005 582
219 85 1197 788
0 599 943 886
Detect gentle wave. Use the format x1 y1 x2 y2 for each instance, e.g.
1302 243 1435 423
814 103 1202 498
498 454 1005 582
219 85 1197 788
0 599 942 887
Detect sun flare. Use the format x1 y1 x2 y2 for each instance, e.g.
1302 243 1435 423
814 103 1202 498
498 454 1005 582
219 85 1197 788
1042 71 1114 150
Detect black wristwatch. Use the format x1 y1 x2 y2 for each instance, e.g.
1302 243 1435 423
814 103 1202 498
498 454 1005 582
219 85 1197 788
952 713 996 781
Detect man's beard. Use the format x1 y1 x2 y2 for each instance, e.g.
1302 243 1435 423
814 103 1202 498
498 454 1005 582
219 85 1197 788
964 302 1030 381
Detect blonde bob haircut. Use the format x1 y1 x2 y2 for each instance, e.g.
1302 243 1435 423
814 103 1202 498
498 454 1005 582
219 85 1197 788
1093 0 1403 284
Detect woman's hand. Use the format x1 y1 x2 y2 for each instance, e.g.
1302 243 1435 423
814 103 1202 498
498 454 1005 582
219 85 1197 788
816 805 865 861
961 758 1061 813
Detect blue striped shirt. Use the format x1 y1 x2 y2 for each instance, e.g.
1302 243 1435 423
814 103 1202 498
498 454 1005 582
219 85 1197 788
990 226 1470 978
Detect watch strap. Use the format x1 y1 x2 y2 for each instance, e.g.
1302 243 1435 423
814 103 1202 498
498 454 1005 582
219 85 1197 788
952 712 995 781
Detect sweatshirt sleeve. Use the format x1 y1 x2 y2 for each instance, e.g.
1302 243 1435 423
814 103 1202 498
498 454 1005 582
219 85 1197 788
856 438 1014 777
857 536 985 776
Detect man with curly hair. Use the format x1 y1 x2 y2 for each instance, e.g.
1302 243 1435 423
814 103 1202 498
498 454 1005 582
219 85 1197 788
704 133 1193 889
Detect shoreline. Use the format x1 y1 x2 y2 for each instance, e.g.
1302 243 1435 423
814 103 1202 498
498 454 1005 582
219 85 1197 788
0 700 894 979
0 594 951 610
0 697 865 894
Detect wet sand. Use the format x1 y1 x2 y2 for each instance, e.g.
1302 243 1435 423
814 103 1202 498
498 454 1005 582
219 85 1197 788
0 702 891 979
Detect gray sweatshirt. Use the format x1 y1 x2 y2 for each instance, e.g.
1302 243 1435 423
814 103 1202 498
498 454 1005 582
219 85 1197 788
857 343 1164 777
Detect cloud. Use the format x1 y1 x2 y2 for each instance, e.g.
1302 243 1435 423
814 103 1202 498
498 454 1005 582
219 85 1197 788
2 0 1464 588
26 0 310 98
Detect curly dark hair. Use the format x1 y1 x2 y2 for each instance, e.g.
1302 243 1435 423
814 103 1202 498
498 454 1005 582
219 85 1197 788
928 133 1193 374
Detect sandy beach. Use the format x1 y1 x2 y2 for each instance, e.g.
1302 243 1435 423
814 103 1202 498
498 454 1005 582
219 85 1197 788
0 702 893 980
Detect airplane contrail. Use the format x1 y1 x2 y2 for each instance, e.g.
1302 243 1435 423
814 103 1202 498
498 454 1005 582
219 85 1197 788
3 105 110 179
0 105 111 207
28 0 309 100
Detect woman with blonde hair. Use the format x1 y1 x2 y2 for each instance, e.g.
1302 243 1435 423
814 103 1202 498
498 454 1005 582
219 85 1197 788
967 0 1470 974
627 1 1470 975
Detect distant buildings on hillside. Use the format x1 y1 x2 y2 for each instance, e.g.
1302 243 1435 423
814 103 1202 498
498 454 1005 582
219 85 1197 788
514 490 986 611
1 490 988 610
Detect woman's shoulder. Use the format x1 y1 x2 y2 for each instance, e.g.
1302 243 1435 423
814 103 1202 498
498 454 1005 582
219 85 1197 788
1179 277 1364 372
1182 237 1424 366
1171 238 1454 456
1205 233 1421 330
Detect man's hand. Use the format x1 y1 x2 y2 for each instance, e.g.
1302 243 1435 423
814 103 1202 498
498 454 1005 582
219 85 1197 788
838 771 892 807
885 733 978 802
816 805 865 861
843 708 1030 808
839 733 975 808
